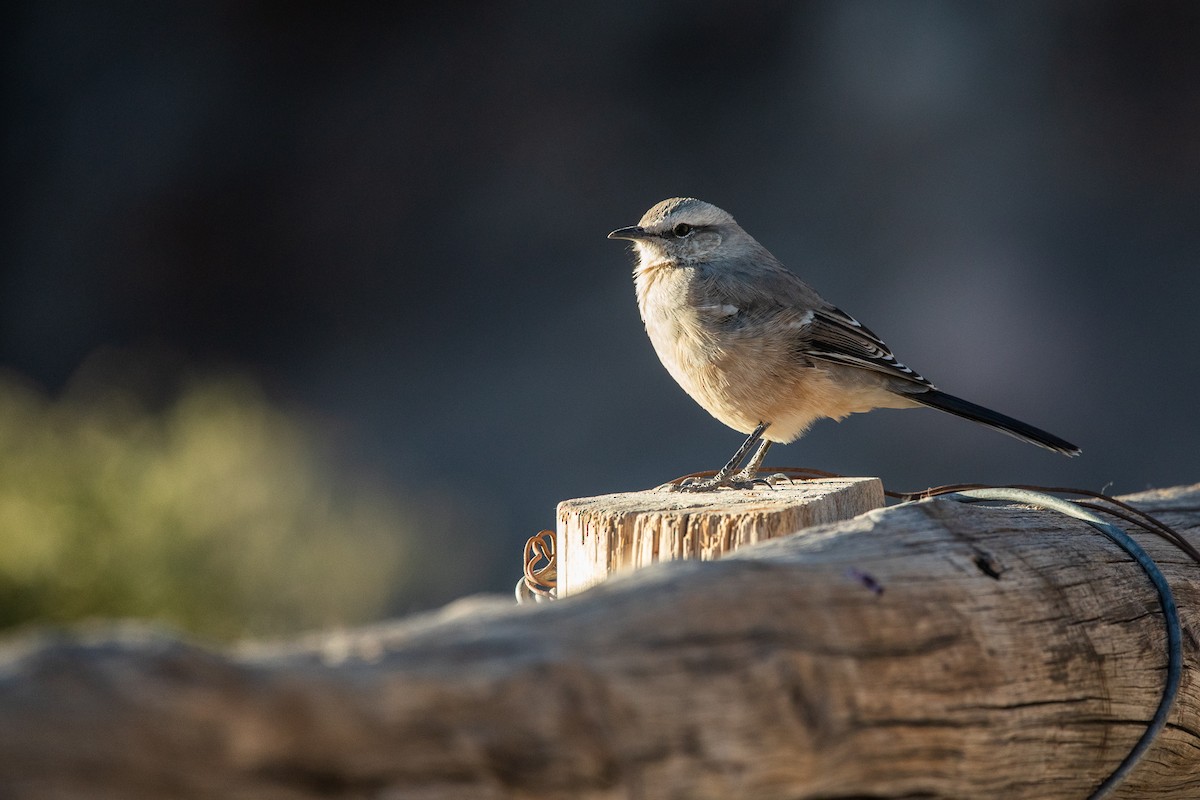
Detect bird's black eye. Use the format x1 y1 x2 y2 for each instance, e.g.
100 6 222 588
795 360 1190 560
672 223 693 238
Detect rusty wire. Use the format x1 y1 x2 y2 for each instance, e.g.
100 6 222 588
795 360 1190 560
516 529 557 603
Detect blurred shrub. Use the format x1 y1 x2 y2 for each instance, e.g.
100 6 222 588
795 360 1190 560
0 371 412 640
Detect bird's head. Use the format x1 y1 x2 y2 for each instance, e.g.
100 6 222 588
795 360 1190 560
608 197 745 265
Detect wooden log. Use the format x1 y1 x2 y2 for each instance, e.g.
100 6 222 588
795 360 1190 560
556 476 884 595
0 484 1197 799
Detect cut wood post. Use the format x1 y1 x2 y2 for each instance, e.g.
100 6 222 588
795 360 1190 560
556 477 884 596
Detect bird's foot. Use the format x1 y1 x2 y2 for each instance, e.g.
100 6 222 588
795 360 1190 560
676 477 753 492
666 473 776 492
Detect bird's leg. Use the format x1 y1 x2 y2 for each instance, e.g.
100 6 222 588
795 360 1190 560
732 439 771 483
675 422 769 492
708 424 766 483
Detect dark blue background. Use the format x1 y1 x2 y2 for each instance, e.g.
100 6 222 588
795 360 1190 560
4 1 1198 610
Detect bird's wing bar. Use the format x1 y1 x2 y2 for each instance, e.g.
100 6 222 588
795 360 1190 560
802 307 935 389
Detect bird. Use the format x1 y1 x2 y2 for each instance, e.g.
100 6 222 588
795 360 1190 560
608 197 1080 491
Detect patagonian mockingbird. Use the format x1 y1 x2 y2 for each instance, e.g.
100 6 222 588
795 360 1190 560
609 197 1080 491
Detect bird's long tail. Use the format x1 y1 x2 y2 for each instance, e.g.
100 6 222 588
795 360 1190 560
907 389 1081 456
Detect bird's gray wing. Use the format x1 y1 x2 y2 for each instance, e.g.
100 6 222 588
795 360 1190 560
694 262 935 390
690 260 823 331
800 306 935 390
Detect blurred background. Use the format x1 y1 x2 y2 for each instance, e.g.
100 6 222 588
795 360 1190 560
2 1 1198 639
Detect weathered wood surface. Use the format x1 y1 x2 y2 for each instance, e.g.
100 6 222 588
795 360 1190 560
557 477 884 595
1 484 1198 799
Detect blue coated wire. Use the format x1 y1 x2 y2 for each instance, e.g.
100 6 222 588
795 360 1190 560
932 488 1181 800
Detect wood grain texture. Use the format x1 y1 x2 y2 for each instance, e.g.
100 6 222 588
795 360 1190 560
0 484 1197 799
556 477 885 595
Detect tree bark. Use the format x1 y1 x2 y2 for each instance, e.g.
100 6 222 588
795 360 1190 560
1 484 1197 799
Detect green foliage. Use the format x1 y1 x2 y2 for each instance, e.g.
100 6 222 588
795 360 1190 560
0 373 412 640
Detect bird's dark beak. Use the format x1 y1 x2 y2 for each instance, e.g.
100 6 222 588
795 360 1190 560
607 225 649 241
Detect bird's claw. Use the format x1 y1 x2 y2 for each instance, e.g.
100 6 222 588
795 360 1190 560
666 475 769 492
658 470 796 492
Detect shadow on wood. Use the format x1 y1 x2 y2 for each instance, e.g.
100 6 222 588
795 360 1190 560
0 484 1197 799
